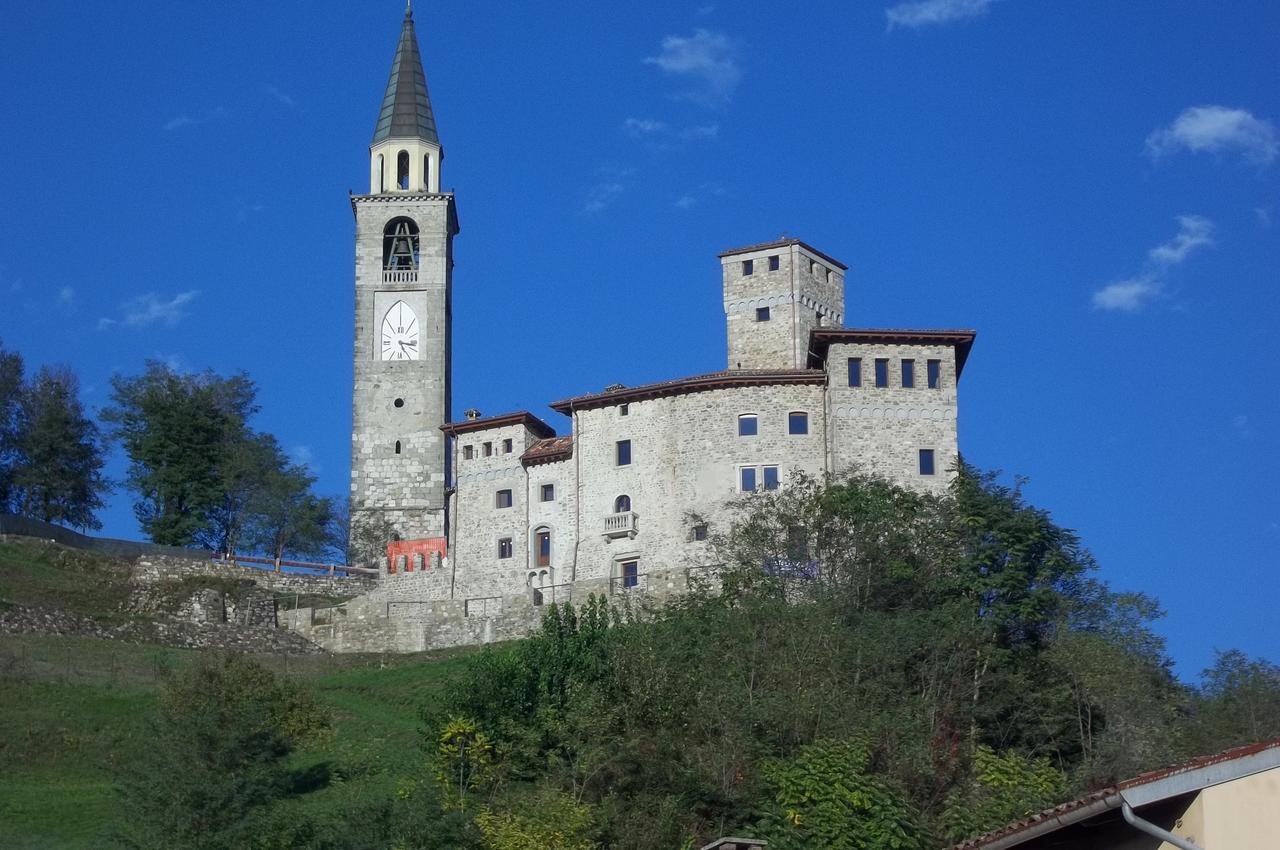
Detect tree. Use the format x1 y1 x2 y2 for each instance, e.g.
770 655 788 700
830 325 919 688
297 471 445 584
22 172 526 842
115 654 329 850
9 365 108 529
1185 650 1280 754
247 462 337 565
475 789 598 850
0 341 26 512
198 432 287 557
102 362 257 545
942 746 1067 842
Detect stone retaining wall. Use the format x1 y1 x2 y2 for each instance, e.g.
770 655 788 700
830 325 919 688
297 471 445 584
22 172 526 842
134 555 376 599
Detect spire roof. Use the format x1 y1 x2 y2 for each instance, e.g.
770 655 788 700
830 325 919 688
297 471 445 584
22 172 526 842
371 4 439 145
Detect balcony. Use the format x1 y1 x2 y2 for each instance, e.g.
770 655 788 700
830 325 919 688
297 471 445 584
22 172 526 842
382 269 418 285
602 511 639 540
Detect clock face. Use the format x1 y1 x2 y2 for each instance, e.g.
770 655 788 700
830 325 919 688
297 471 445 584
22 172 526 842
381 301 419 361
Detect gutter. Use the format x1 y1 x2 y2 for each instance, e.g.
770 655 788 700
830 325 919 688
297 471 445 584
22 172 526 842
970 795 1123 850
1120 800 1204 850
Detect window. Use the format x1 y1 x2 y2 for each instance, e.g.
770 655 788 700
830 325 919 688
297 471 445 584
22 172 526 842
540 483 555 502
875 358 889 388
619 403 629 416
769 255 780 271
382 217 420 270
927 359 941 389
919 449 936 476
738 414 758 436
742 259 754 275
497 537 513 559
756 306 770 322
463 445 473 460
423 154 431 190
621 560 639 588
616 439 631 466
815 310 823 327
396 150 410 190
902 359 915 388
394 440 402 454
848 357 862 387
393 397 404 408
535 529 551 568
763 465 780 490
496 489 513 508
614 494 631 513
740 466 757 492
483 441 493 457
788 412 808 435
502 438 513 454
692 523 708 541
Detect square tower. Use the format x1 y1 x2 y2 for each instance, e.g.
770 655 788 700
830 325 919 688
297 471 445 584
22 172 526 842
720 239 847 370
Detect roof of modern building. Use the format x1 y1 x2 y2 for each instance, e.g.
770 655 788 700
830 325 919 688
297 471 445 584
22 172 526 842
371 4 439 145
949 737 1280 850
521 435 575 466
440 411 556 438
717 238 848 271
549 369 826 413
808 327 978 377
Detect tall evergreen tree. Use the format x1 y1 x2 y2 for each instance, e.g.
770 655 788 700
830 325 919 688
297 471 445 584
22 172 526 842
0 341 23 513
10 365 108 529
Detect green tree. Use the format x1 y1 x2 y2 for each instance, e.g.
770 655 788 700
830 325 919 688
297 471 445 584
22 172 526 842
474 789 598 850
10 365 108 529
435 716 497 812
0 340 22 512
199 432 287 557
115 654 329 850
942 746 1067 842
102 362 258 545
1184 650 1280 753
247 462 338 565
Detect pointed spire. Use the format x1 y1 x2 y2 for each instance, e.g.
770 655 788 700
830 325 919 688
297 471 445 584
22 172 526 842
371 6 439 145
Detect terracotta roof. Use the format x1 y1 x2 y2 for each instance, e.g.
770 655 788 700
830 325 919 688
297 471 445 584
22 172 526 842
549 369 826 414
440 411 556 438
808 327 977 378
521 435 574 466
950 737 1280 850
717 238 848 271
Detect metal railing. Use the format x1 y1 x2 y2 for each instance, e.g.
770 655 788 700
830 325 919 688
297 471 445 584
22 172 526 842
602 511 639 539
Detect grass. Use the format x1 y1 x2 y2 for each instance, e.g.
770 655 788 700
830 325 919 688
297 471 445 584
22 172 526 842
0 540 135 621
0 633 477 848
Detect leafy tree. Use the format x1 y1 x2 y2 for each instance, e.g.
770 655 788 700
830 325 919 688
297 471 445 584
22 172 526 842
103 361 258 545
0 340 23 512
474 789 598 850
199 432 287 557
247 462 337 565
10 365 108 529
434 716 497 812
345 505 401 569
942 746 1067 842
1184 650 1280 754
115 654 330 850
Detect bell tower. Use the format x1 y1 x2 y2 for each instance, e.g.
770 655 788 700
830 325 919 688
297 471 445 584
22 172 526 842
349 2 458 551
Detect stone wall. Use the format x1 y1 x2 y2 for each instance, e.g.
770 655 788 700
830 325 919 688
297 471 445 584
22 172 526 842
133 554 376 599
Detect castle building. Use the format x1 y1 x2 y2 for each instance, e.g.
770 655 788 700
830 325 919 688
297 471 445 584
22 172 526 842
328 8 975 648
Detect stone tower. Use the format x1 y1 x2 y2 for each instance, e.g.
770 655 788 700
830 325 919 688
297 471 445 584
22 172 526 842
349 4 458 547
719 239 847 370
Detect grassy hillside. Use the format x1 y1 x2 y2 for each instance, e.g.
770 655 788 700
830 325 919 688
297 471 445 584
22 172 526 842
0 539 476 848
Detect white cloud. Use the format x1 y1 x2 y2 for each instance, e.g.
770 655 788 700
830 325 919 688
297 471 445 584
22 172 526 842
886 0 994 30
624 119 719 145
1231 414 1254 439
57 286 75 305
1145 106 1278 166
99 290 200 330
163 107 228 132
679 124 719 140
625 118 668 136
290 444 319 473
265 85 298 108
582 183 624 215
644 29 741 105
1147 215 1214 265
674 194 697 210
1092 215 1214 312
1255 207 1271 228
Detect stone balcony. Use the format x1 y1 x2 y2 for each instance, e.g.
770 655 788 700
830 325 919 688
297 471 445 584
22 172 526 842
382 269 418 284
602 511 639 540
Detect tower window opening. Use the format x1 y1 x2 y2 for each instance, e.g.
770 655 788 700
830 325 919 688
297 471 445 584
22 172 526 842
394 440 402 454
376 154 385 192
614 494 631 513
393 397 404 408
769 255 780 271
423 154 431 190
383 218 420 270
397 150 410 189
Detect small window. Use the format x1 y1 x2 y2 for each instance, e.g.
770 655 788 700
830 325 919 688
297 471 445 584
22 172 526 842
763 465 780 490
483 442 493 457
394 440 402 454
540 483 555 502
621 560 639 588
497 537 513 559
738 414 758 436
614 494 631 513
692 523 708 541
756 306 770 322
616 439 631 466
768 255 780 271
502 438 513 454
788 412 809 435
742 259 754 275
496 489 513 508
919 449 936 476
848 357 862 387
535 529 551 568
815 310 823 327
902 359 915 389
619 403 629 416
393 397 404 408
875 358 889 388
927 359 942 389
463 445 474 460
740 466 757 492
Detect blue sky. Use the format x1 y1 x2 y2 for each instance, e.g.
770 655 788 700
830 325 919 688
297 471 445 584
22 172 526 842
1 0 1276 678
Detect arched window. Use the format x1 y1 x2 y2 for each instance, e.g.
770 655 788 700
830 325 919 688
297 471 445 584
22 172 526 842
383 218 420 270
423 154 431 191
394 440 402 454
397 150 410 189
534 527 551 568
614 494 631 513
376 154 385 192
